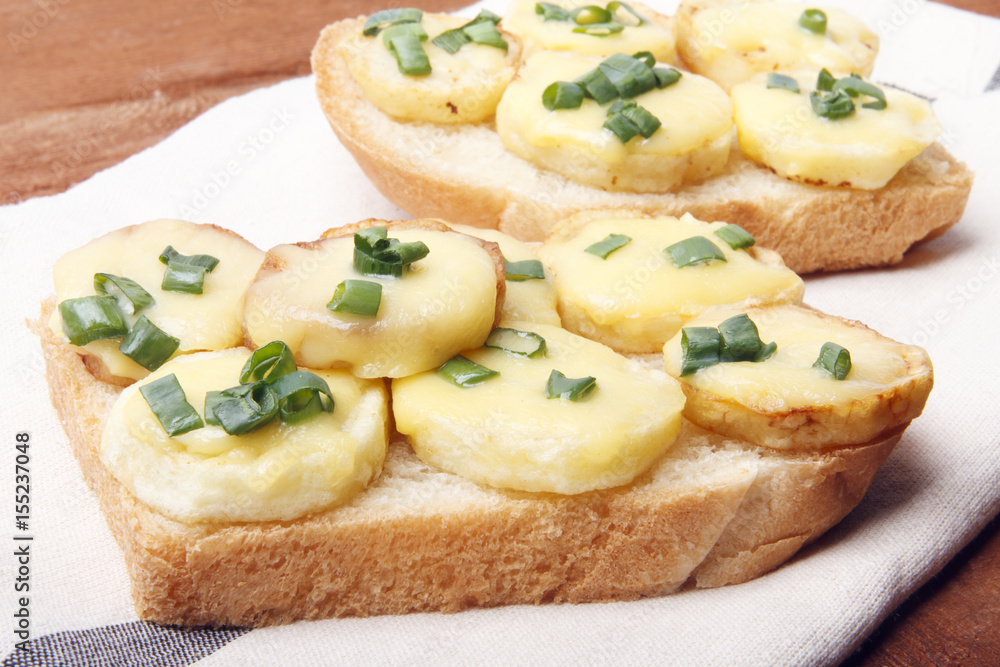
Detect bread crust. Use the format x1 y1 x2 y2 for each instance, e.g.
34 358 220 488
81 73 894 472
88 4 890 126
311 17 973 274
34 301 905 625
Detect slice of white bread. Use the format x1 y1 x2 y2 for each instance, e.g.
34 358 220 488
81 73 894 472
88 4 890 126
311 17 973 274
34 302 901 626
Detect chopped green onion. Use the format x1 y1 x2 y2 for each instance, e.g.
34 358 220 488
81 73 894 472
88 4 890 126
158 246 220 273
462 19 507 50
718 314 765 363
140 373 204 436
270 371 335 423
714 224 755 250
571 5 612 25
653 67 682 88
680 327 721 376
355 226 389 251
59 296 128 346
585 233 632 259
485 328 547 358
432 26 471 53
799 8 827 34
572 21 625 35
353 228 430 277
382 21 428 46
327 279 382 317
240 340 297 384
766 73 801 94
161 263 208 294
598 53 656 99
575 67 619 104
118 316 180 371
434 10 507 53
833 76 887 110
536 2 571 21
542 81 585 110
437 355 499 387
208 381 278 436
93 273 154 314
363 7 423 36
504 256 545 281
754 341 778 363
813 342 851 380
816 68 836 92
384 25 431 76
608 1 646 25
810 89 855 120
545 370 597 401
631 50 655 68
665 236 727 268
604 99 660 142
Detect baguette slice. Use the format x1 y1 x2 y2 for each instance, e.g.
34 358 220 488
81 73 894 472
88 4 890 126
312 17 973 274
35 302 901 626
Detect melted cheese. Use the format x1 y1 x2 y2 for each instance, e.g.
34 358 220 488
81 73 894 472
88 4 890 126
664 306 924 411
682 0 878 89
243 230 499 378
50 219 264 381
501 0 676 61
732 72 941 188
101 349 389 523
495 50 732 192
447 223 560 326
537 214 804 352
392 322 685 494
343 13 518 123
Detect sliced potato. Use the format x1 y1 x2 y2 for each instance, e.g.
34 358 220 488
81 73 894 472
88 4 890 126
537 211 804 354
663 304 933 449
392 322 686 494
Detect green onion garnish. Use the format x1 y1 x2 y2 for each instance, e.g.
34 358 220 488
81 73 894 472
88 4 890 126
598 53 657 99
158 246 220 273
433 10 507 54
632 51 655 68
766 73 801 94
810 89 855 120
437 355 499 387
118 316 180 371
504 257 545 281
572 22 625 35
585 233 632 259
665 236 727 268
718 314 765 363
754 341 778 363
270 370 335 423
353 228 430 277
59 296 128 346
798 8 827 35
608 1 646 25
536 2 571 21
653 67 682 89
542 81 586 110
714 224 755 250
240 340 297 384
140 373 204 437
574 67 619 104
207 381 279 436
462 19 507 50
680 326 722 376
383 24 431 76
327 279 382 317
571 5 612 25
161 263 208 294
431 26 470 53
93 273 154 314
604 99 661 142
813 342 851 380
833 76 887 110
362 7 423 36
816 68 836 92
545 370 597 401
485 328 547 358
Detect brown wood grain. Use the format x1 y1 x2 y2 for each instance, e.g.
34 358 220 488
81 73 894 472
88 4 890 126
3 1 1000 664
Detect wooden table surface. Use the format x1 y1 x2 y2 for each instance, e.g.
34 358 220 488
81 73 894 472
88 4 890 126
3 0 998 663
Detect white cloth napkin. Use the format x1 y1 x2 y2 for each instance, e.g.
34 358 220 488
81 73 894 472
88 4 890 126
2 1 999 664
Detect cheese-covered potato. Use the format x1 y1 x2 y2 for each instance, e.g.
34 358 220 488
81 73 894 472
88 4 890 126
495 50 733 193
663 305 933 449
393 322 685 494
732 71 941 189
676 0 878 90
341 12 520 123
537 212 804 354
501 0 676 62
101 348 389 523
50 219 264 383
446 223 560 326
243 221 503 378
